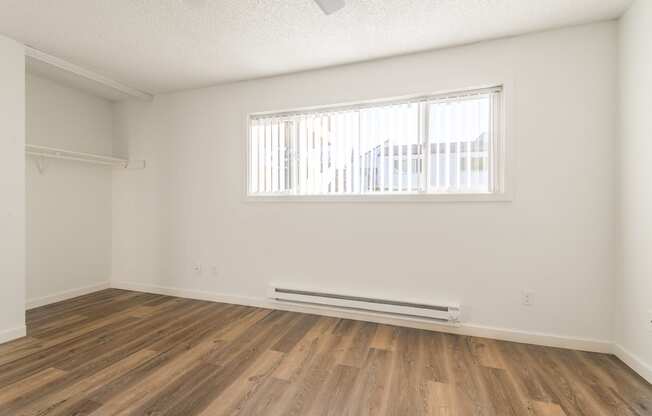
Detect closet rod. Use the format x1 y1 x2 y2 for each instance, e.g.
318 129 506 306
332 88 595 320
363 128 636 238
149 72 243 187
25 144 145 169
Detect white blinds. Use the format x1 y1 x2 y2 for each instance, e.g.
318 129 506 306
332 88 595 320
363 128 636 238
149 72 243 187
248 87 501 196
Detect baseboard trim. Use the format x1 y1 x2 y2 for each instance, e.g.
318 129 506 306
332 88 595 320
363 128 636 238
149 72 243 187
111 281 612 354
0 325 26 344
613 344 652 384
460 323 612 354
26 281 111 310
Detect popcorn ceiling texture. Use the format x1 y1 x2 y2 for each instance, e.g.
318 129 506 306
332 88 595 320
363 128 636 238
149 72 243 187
0 0 632 93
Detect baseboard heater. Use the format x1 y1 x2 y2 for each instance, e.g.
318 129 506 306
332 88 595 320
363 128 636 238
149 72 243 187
268 285 461 323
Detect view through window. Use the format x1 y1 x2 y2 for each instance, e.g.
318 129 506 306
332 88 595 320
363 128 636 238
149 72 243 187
248 86 502 197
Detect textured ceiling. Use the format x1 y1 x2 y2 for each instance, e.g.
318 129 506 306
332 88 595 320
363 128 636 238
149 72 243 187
0 0 632 94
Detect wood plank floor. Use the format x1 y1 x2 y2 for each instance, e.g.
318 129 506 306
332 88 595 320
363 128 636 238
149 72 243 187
0 289 649 416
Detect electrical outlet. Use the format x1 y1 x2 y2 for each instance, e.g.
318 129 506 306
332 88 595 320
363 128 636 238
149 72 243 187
211 265 219 277
193 264 202 274
522 291 534 306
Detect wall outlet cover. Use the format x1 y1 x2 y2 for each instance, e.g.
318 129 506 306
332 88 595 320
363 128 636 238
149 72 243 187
522 291 534 306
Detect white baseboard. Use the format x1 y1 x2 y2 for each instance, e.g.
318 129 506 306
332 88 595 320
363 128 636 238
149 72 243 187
26 281 111 310
460 323 612 353
613 344 652 384
0 325 26 344
112 281 267 309
111 281 612 354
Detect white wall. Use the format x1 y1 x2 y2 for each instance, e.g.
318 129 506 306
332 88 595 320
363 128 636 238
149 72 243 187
0 34 26 342
112 22 618 347
617 0 652 382
26 74 113 307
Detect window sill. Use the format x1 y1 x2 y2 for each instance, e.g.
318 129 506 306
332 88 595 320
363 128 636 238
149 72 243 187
243 192 513 203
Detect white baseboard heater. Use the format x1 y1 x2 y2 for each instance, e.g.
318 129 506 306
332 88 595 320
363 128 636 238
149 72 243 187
268 285 461 323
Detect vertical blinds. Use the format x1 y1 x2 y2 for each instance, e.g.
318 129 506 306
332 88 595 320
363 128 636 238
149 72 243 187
248 86 502 196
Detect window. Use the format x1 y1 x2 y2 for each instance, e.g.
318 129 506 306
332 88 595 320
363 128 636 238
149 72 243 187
247 86 504 199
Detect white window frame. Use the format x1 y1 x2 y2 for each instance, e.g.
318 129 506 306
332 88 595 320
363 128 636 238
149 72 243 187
244 83 513 203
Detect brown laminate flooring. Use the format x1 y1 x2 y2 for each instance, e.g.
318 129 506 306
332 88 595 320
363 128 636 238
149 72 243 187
0 289 649 415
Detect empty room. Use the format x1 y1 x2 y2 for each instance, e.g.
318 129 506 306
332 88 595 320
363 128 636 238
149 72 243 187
0 0 650 414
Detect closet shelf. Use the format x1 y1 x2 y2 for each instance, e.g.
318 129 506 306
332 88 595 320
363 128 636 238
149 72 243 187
25 144 145 169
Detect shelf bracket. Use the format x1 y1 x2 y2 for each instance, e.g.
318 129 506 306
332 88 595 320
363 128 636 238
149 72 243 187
35 156 48 175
